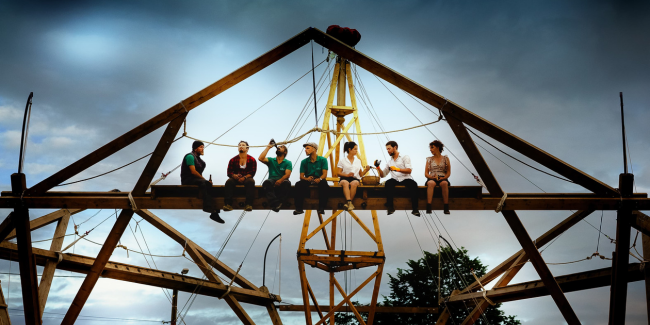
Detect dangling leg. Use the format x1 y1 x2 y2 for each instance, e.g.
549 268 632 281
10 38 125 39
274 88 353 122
440 180 450 214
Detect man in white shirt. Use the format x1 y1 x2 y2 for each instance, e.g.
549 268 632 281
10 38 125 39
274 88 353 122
376 141 420 216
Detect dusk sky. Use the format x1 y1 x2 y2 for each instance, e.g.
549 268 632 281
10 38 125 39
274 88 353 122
1 1 649 324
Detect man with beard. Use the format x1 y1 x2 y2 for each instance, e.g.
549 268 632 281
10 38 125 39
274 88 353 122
259 140 293 212
223 141 257 212
180 141 224 223
376 140 420 216
294 142 330 215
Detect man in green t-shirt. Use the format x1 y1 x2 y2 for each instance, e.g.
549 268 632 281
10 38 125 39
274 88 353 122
259 140 293 212
294 142 330 215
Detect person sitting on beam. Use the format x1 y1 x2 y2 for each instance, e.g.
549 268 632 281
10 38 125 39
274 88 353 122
294 142 329 216
223 141 257 212
259 140 293 212
425 140 451 215
180 141 223 223
337 141 371 211
376 140 420 217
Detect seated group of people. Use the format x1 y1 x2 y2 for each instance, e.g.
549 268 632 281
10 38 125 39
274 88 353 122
180 138 451 224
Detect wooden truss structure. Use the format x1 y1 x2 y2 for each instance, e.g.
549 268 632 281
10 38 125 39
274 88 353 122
1 27 649 324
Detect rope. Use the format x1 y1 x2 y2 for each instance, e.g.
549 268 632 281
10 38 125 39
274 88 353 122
470 269 496 306
495 192 507 213
128 192 139 212
184 119 442 148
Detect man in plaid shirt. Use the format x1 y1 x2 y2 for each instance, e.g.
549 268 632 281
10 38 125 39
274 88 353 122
223 141 257 212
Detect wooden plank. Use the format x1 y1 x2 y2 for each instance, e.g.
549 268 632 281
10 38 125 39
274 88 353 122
632 211 650 237
323 117 357 159
5 209 83 241
265 303 284 325
38 213 71 317
318 62 339 155
278 305 438 314
463 210 594 293
0 242 277 305
306 211 343 242
298 255 384 264
298 249 384 257
447 263 644 305
366 263 384 325
309 27 616 196
346 62 367 166
371 211 384 252
316 213 331 250
4 194 647 211
444 114 580 324
134 209 257 290
306 281 326 321
298 262 313 325
28 28 313 195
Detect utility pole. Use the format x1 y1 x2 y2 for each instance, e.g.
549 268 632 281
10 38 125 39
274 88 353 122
171 268 189 325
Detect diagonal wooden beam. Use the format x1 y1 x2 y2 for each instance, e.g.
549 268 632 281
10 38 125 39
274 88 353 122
5 208 83 241
38 212 71 317
62 114 186 325
306 210 344 242
332 277 367 325
0 279 10 325
314 271 378 325
443 112 581 325
28 28 314 195
185 242 255 325
632 211 650 237
134 209 258 290
0 213 15 242
348 211 377 243
309 28 616 196
306 279 326 322
463 210 594 293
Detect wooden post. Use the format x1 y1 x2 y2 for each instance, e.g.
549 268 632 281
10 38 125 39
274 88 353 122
10 173 41 325
642 233 650 325
0 280 11 325
609 173 634 325
38 212 71 317
171 288 178 325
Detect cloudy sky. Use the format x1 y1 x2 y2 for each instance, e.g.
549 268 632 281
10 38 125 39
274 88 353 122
1 0 649 324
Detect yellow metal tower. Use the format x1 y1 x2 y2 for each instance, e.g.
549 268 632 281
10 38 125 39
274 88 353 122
297 57 385 325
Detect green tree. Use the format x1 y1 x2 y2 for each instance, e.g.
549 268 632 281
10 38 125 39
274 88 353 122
335 247 520 325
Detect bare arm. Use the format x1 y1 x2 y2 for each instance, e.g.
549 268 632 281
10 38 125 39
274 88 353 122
258 145 272 164
443 157 451 180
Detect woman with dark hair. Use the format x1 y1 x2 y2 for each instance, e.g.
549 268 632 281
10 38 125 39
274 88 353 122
425 140 451 214
337 142 371 211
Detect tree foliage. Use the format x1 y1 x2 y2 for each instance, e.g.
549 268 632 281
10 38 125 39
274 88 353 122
335 247 521 325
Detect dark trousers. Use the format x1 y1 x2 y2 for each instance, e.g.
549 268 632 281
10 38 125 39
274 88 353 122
185 178 216 213
224 177 256 205
294 179 330 211
385 178 419 211
262 179 291 205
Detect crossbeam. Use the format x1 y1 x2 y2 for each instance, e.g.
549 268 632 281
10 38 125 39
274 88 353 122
278 305 438 314
0 242 279 306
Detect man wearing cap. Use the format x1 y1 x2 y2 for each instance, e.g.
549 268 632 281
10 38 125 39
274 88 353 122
180 141 224 223
294 142 329 215
259 141 292 212
223 141 257 212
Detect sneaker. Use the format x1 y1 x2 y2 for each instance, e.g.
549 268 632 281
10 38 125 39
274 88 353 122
342 202 350 210
272 202 282 213
245 205 253 212
444 204 450 215
412 210 421 217
317 209 325 215
386 206 395 215
210 212 225 224
293 210 304 215
347 202 355 211
223 204 233 212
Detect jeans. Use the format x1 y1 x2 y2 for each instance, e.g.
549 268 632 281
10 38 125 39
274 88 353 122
262 179 291 206
385 178 419 211
224 177 256 205
294 179 330 211
184 177 216 213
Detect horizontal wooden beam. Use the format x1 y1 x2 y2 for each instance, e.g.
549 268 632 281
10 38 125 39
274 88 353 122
0 242 279 306
2 193 648 211
278 304 438 314
447 263 644 305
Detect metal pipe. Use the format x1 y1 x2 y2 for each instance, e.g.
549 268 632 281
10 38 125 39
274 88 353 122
263 233 281 287
18 92 33 174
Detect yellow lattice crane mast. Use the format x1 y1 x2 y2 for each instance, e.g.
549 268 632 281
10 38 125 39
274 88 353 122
297 56 385 325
